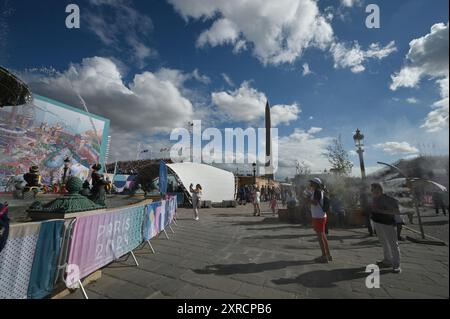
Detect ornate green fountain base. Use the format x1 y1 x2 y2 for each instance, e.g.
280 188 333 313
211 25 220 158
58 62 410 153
28 177 106 221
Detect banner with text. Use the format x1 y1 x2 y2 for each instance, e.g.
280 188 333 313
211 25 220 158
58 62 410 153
68 205 145 279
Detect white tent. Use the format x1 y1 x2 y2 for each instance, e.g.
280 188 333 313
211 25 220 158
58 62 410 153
167 162 236 203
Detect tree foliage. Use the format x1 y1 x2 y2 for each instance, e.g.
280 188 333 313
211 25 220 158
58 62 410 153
324 135 353 176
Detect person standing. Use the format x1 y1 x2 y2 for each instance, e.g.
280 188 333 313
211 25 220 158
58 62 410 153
254 186 261 216
270 197 278 216
330 194 346 228
432 192 447 216
89 164 108 206
190 184 202 221
306 178 332 263
370 183 402 274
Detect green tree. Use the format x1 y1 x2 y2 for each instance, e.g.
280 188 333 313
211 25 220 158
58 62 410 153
324 135 353 176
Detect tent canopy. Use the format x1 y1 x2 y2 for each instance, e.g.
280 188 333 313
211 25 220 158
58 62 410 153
167 162 236 203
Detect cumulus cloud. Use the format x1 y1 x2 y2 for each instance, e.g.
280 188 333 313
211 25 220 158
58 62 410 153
331 41 397 73
22 57 209 161
85 0 156 68
26 57 194 135
374 142 419 155
307 127 323 134
406 97 419 104
211 81 300 126
168 0 334 65
271 104 301 126
277 128 333 177
390 22 449 132
302 63 312 76
422 76 449 132
391 23 449 90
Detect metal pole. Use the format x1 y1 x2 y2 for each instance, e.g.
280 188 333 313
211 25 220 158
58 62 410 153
412 186 426 239
358 148 366 179
78 280 89 300
147 240 156 254
130 251 139 267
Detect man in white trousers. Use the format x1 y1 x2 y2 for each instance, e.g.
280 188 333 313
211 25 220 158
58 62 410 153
370 183 402 274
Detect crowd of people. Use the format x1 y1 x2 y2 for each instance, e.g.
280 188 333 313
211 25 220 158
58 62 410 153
233 178 405 273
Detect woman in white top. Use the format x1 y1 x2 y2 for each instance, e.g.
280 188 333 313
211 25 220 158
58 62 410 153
190 184 202 221
253 186 261 217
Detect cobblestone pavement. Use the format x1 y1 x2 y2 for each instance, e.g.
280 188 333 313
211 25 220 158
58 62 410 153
62 203 449 299
404 207 449 244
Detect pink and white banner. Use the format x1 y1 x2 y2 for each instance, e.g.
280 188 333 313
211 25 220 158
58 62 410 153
68 206 144 279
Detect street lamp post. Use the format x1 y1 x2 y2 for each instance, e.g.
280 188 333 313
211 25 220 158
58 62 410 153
353 129 366 179
252 162 257 185
353 129 372 235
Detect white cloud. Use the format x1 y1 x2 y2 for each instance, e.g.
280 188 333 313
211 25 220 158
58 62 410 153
277 128 333 177
211 81 300 126
307 127 323 134
271 104 301 126
85 0 156 68
390 22 449 132
221 73 235 87
27 57 194 135
341 0 360 7
331 41 397 73
168 0 334 65
422 76 449 132
191 69 211 85
197 18 240 48
302 63 312 76
374 142 419 155
349 150 358 157
406 97 419 104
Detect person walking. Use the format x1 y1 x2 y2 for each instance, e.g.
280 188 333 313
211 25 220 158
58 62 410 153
253 186 261 216
370 183 402 274
190 184 202 221
270 197 278 216
305 178 332 263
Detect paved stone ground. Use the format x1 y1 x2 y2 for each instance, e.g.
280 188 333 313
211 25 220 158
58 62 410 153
64 203 449 299
404 207 449 244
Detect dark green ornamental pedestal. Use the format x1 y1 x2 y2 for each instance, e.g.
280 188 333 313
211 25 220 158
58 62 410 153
28 177 106 221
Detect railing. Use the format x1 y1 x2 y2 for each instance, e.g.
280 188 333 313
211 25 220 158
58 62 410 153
0 196 178 299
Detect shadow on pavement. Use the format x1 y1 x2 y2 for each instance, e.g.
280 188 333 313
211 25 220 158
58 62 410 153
421 220 449 226
243 234 303 240
272 267 392 288
193 260 317 275
228 218 284 226
245 225 304 231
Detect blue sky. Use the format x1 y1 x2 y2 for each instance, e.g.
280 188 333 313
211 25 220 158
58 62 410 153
1 0 448 178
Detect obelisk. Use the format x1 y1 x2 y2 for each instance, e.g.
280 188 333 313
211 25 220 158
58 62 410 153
265 100 274 180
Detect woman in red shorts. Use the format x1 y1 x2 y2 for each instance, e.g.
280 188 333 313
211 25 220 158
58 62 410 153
305 178 332 263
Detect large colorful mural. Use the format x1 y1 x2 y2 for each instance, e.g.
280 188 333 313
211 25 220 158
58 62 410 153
0 95 110 190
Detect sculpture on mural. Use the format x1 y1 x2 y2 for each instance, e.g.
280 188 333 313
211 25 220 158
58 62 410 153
28 176 104 215
89 164 108 206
